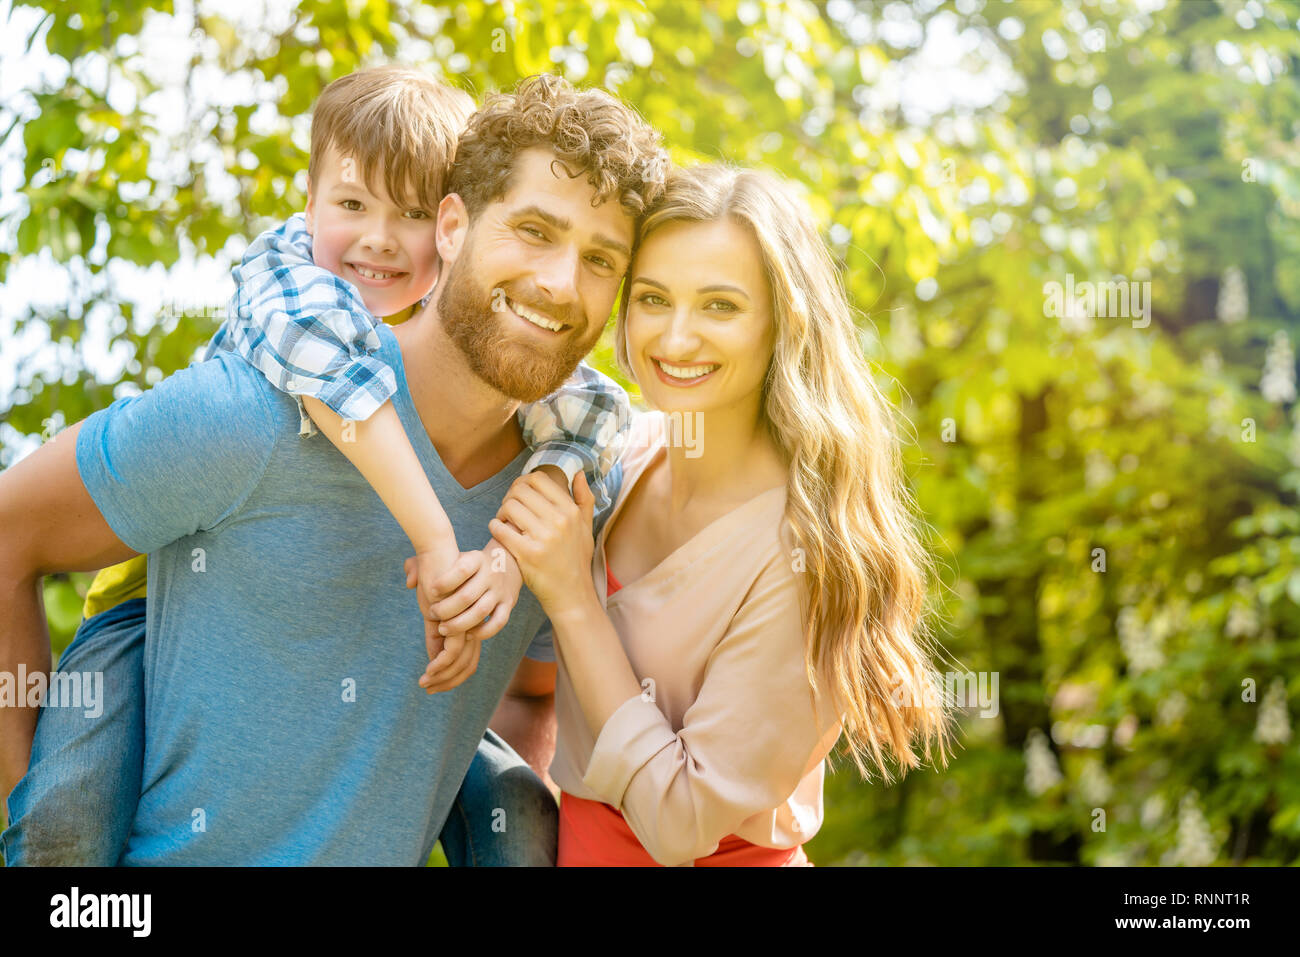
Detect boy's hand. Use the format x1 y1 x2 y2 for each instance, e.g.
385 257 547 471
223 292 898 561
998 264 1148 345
411 540 461 627
416 630 481 694
404 552 483 695
402 541 523 693
405 541 462 667
423 540 524 642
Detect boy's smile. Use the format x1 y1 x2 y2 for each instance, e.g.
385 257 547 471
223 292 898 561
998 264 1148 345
304 145 441 318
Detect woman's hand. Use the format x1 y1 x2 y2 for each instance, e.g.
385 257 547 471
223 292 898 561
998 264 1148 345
489 470 597 614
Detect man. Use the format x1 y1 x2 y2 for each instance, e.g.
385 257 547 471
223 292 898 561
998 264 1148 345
0 75 667 864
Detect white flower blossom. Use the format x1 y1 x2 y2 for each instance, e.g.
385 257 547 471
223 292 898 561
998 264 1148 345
1078 758 1113 806
1156 691 1188 727
1254 677 1292 745
1140 794 1165 830
1261 330 1296 404
1085 449 1115 490
1216 265 1248 324
1095 848 1132 867
1207 392 1232 439
1118 606 1164 673
1024 727 1063 796
1164 792 1220 866
1225 603 1259 639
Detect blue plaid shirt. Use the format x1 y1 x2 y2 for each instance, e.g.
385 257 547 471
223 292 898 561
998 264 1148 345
205 213 630 533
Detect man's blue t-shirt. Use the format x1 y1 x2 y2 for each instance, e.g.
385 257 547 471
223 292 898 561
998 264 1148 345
75 324 555 865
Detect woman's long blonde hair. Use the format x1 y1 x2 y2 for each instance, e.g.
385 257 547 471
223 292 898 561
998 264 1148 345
615 163 954 783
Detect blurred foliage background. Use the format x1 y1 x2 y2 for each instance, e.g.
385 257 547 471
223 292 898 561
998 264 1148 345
1 0 1298 865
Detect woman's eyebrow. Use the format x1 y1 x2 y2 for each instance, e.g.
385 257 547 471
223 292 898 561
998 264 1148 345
698 284 749 299
630 277 750 299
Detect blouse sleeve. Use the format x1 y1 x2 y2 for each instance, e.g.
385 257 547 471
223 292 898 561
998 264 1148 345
579 552 840 866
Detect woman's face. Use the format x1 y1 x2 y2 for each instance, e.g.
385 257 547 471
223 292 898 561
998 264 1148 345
623 217 775 423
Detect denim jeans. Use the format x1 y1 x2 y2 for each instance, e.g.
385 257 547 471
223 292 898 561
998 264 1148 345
437 728 559 867
2 599 557 866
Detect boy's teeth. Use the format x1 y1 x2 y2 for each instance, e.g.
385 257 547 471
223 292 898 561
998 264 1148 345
355 265 399 279
657 360 719 379
510 298 563 332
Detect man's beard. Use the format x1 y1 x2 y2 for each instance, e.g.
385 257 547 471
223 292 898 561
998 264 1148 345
436 244 598 403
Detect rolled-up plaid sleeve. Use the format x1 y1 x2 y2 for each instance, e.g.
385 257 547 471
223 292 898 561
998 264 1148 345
518 362 633 537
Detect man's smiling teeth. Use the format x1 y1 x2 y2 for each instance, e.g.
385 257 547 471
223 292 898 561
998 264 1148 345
353 265 401 280
509 298 564 332
655 359 720 380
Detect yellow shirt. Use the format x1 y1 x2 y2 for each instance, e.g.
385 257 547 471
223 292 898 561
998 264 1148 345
81 304 417 619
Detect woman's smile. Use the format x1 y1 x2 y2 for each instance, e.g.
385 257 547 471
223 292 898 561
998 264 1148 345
650 357 721 386
624 217 774 421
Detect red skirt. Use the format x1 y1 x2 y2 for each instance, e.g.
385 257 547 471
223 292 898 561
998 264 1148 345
558 791 811 867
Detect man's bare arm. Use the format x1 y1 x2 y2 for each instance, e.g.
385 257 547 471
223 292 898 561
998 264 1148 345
0 421 138 800
488 657 558 795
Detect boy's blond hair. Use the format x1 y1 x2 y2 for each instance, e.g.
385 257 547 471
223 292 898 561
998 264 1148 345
308 66 475 212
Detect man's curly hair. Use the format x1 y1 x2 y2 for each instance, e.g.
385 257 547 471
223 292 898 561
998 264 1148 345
447 74 668 221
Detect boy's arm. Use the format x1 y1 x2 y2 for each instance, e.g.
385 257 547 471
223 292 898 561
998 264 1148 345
302 395 460 661
300 396 455 555
517 361 632 535
213 219 455 555
0 422 139 799
203 213 318 363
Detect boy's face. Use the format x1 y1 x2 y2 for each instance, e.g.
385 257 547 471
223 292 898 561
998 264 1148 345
304 146 441 318
431 147 636 401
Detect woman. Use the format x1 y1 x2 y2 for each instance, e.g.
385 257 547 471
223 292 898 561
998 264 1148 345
489 163 954 867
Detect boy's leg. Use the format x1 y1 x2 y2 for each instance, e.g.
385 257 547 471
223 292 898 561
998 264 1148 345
438 729 558 867
1 598 147 866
